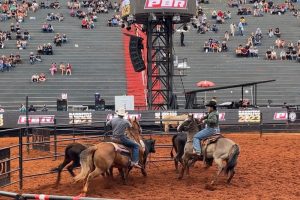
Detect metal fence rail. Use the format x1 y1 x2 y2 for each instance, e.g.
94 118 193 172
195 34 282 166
0 191 112 200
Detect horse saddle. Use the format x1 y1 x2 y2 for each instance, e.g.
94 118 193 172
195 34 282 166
201 134 223 147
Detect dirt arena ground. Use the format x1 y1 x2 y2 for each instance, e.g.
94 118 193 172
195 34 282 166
0 133 300 200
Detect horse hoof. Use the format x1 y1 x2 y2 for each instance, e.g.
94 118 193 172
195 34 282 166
178 176 183 180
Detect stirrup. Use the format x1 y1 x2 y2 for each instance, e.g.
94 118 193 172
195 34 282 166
192 149 201 156
131 162 142 169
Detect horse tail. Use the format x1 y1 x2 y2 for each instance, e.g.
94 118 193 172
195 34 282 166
225 144 240 174
51 144 73 172
170 134 177 158
74 145 97 182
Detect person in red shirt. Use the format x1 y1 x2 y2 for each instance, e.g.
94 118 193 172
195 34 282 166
81 18 87 28
66 63 72 75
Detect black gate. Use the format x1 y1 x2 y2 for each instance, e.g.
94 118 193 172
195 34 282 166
0 148 11 187
32 128 51 152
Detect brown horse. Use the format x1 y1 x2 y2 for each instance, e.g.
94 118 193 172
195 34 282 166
74 118 145 195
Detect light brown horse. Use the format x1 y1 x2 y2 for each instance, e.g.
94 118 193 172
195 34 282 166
177 114 240 185
74 118 145 195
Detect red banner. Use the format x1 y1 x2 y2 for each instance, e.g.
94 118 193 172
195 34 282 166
144 0 188 9
18 115 55 125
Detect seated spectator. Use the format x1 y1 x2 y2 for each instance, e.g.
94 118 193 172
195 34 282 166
46 13 54 21
10 23 15 32
31 73 39 82
6 32 11 40
280 50 286 60
266 49 272 60
16 30 22 40
14 54 21 64
211 10 217 19
297 51 300 62
29 52 35 64
39 73 46 82
88 19 95 29
59 62 66 75
216 15 224 24
19 104 26 113
275 38 285 48
286 51 292 60
268 28 274 38
255 28 262 39
54 34 62 46
28 105 37 112
53 1 61 9
274 28 281 37
45 43 53 55
37 45 44 55
225 11 231 19
271 50 277 60
66 63 72 75
0 41 4 49
211 24 218 33
23 30 30 40
253 8 263 17
41 104 48 112
203 41 210 53
221 41 228 52
287 42 294 52
291 48 297 60
253 35 261 46
15 22 21 32
42 23 54 32
228 0 239 7
49 63 57 75
62 34 68 43
249 46 258 57
29 52 42 64
82 18 88 28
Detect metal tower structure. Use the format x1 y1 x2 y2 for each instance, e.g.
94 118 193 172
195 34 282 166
120 0 195 110
146 18 174 110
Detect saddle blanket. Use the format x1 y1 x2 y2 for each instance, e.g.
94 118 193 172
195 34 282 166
107 142 130 153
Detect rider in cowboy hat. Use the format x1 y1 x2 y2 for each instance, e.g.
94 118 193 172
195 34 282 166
193 100 220 156
106 108 141 168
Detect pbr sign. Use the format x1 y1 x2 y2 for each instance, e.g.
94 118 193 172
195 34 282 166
18 115 55 125
273 112 288 120
144 0 188 9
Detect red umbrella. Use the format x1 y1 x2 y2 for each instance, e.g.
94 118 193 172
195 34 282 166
196 80 216 103
196 80 215 88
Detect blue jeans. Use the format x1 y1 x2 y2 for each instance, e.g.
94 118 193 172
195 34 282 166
119 136 139 163
193 127 219 153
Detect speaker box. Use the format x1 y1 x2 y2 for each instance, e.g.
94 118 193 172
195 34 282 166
57 99 68 111
129 36 146 72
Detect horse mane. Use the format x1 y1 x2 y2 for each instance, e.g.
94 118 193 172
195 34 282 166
126 118 142 144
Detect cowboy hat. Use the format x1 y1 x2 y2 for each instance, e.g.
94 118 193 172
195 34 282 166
115 108 127 117
205 100 217 108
